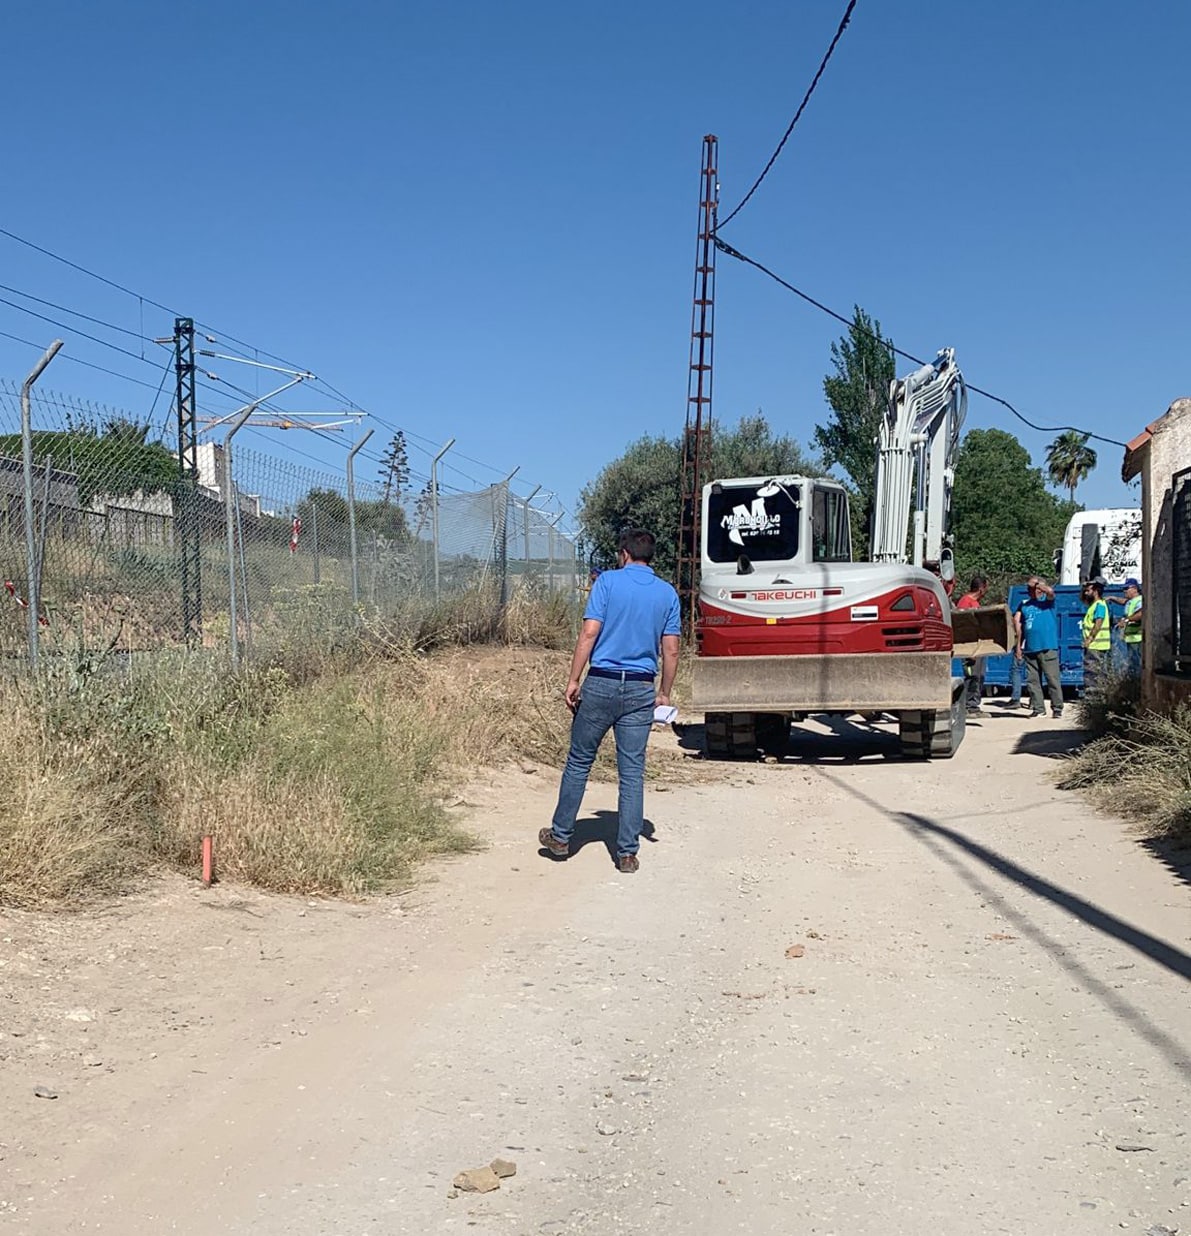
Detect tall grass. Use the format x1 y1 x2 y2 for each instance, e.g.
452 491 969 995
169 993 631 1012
0 593 582 908
1059 705 1191 843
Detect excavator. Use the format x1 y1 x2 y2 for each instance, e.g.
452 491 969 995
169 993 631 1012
691 348 1011 759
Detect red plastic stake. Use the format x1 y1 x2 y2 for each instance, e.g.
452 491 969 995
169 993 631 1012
201 835 214 887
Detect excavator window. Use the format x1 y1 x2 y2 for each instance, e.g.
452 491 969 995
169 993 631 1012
812 487 851 563
706 483 801 564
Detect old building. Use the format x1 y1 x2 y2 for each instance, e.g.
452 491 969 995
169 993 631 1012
1122 397 1191 712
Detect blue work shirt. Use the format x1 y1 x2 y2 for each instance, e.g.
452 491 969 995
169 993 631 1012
584 563 681 676
1018 595 1059 653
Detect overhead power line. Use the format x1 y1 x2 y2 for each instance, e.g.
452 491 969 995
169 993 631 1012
712 236 1127 449
0 292 160 369
715 0 859 232
0 282 152 343
0 326 168 394
0 224 545 495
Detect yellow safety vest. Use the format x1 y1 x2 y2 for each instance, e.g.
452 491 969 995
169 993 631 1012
1082 599 1110 651
1123 595 1143 644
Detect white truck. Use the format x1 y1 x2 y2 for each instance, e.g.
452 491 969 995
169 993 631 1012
1055 508 1141 586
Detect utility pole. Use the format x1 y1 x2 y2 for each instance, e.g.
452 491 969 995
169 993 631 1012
174 318 202 646
676 135 719 622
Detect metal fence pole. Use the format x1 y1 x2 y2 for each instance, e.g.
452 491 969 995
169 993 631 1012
235 498 252 657
20 339 64 669
523 484 541 575
430 438 455 599
497 468 520 610
312 501 320 585
346 428 374 608
223 409 254 670
547 520 556 595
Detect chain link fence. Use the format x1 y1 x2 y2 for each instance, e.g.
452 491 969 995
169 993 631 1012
0 378 581 665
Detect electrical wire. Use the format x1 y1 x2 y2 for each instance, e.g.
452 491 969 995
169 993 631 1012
0 225 549 496
0 326 167 393
0 293 158 368
0 281 154 342
712 235 1127 448
715 0 859 233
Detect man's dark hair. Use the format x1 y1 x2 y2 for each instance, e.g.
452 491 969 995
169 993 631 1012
969 573 989 592
619 528 655 563
1085 578 1104 597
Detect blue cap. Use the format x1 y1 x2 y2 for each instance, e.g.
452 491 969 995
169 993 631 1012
1124 577 1141 590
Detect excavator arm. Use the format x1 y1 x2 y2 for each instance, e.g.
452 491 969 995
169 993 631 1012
869 347 967 576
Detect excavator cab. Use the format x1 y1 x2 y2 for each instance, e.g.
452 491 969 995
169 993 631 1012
703 476 853 576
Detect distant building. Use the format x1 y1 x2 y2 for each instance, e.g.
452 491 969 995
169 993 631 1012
1122 397 1191 713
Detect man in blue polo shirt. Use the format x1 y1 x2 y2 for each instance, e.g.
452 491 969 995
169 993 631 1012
1014 574 1063 718
539 528 681 873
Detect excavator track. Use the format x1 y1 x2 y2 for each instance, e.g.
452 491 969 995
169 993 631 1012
704 711 790 759
897 683 967 759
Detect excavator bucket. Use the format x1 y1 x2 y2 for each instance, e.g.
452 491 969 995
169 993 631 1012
951 604 1015 657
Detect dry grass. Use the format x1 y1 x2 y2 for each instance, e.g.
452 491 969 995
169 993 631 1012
1059 705 1191 843
1073 667 1142 737
0 593 591 908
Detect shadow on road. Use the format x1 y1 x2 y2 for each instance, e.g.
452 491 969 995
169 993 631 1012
816 769 1191 1076
674 716 900 765
1011 729 1086 759
1140 834 1191 889
538 811 656 866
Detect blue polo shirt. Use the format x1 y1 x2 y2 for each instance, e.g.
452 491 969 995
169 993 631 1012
585 563 681 676
1018 595 1058 653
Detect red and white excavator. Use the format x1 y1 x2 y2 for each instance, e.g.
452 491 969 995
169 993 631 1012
691 348 1010 758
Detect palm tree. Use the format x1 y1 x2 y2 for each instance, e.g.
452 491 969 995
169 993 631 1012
1046 431 1097 503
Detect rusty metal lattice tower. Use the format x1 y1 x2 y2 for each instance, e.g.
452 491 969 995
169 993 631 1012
676 135 718 616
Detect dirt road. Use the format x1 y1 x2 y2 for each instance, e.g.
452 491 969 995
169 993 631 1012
2 712 1188 1235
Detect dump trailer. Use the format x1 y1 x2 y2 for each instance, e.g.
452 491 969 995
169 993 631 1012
691 349 1013 759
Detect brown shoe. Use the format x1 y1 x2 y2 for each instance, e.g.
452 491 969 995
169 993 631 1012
538 827 569 858
617 853 640 874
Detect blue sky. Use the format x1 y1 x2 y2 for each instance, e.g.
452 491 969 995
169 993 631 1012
2 0 1187 523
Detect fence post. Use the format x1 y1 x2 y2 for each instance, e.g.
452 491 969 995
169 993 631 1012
223 409 254 670
497 468 520 611
523 484 542 577
311 501 320 585
20 339 64 670
346 428 374 608
430 438 455 599
547 520 555 595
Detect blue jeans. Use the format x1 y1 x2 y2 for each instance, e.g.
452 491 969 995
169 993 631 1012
550 675 655 857
1125 642 1142 676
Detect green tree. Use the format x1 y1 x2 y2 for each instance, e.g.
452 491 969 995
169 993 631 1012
577 413 814 577
0 417 180 505
951 428 1073 589
814 307 896 555
412 481 434 536
1045 430 1097 503
378 431 410 506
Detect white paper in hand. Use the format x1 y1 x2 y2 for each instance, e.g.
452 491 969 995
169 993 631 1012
653 704 678 725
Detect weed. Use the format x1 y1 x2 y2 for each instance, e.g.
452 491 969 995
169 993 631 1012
1059 705 1191 843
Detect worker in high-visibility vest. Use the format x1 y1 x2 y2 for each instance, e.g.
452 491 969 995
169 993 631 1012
1080 578 1111 694
1108 576 1144 675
